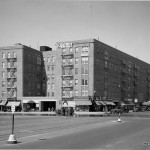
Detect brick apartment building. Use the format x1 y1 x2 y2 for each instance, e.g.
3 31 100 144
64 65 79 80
0 39 150 111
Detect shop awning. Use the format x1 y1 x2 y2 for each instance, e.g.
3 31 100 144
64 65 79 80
75 100 92 105
95 101 101 105
95 101 106 105
120 102 126 106
6 101 21 107
104 101 115 105
124 101 135 105
143 101 150 105
0 100 7 106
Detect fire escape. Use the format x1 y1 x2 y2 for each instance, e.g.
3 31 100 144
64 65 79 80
61 49 74 103
6 54 17 101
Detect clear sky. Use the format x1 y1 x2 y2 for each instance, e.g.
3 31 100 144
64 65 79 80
0 0 150 63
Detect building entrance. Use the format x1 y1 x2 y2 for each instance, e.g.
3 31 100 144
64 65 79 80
41 101 56 111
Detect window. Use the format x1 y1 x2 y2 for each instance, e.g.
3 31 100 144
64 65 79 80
52 56 54 62
82 68 88 75
70 91 73 97
62 69 65 75
7 62 11 68
47 74 50 80
7 52 11 58
69 58 73 63
69 80 73 85
75 58 78 64
75 47 78 53
13 52 16 58
2 81 5 87
62 80 66 86
2 53 5 59
29 82 31 87
47 57 50 62
62 48 65 54
51 83 54 89
47 65 50 71
75 90 78 96
75 79 78 86
69 48 73 53
82 79 88 85
81 57 88 64
43 83 46 89
48 83 50 89
82 47 89 54
75 68 78 74
51 74 54 79
51 65 55 71
2 91 5 97
2 62 5 68
43 57 45 62
82 90 88 96
62 91 65 96
2 72 5 78
62 59 65 64
47 92 50 97
37 83 41 89
51 92 54 97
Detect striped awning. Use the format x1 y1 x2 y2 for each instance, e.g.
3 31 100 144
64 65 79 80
75 100 92 105
6 101 21 107
0 100 7 106
143 101 150 105
103 101 115 105
95 101 106 106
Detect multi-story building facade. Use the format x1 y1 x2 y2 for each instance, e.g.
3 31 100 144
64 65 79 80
55 39 150 110
0 43 43 110
0 39 150 111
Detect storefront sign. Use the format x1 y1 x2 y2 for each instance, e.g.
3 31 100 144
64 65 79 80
56 42 73 48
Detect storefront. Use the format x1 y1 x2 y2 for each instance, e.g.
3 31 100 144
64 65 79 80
6 101 21 112
75 100 92 111
20 97 61 111
0 100 7 111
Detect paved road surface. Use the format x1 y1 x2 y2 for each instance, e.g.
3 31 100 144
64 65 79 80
0 115 150 149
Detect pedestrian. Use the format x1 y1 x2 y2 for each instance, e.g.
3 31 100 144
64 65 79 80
61 107 66 119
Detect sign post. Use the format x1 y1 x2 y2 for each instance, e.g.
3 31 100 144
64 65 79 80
7 105 17 144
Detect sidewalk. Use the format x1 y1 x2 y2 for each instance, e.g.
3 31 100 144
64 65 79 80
0 111 150 117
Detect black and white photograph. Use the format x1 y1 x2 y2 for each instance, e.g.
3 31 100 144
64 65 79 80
0 0 150 149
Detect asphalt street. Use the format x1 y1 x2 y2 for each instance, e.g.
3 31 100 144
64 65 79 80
0 114 150 149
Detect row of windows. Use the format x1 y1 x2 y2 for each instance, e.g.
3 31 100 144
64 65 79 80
62 90 88 97
62 46 88 53
2 52 16 59
62 79 88 86
1 91 16 97
62 68 88 75
2 62 16 68
47 74 55 80
46 65 55 71
43 56 55 63
62 57 88 64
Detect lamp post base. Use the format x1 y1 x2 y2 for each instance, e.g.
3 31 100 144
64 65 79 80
7 134 17 144
117 118 122 122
